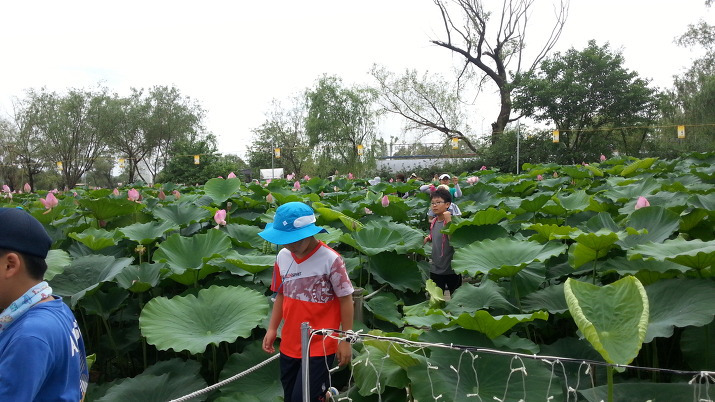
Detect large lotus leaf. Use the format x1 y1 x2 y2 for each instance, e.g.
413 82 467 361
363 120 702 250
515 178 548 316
681 320 715 371
80 287 128 321
619 157 657 177
406 345 562 402
49 255 133 307
525 223 577 243
315 207 364 232
628 238 715 270
680 208 709 232
314 226 343 245
688 192 715 211
153 230 232 275
369 195 410 222
45 249 71 281
452 238 566 277
540 199 568 216
521 283 568 314
352 344 414 396
425 279 445 306
151 203 211 227
96 359 207 402
510 262 547 301
445 310 549 339
223 223 264 249
119 221 178 245
517 193 551 213
441 208 509 234
364 292 404 327
368 252 424 292
340 221 423 256
557 190 591 211
115 262 167 293
602 177 660 202
564 276 649 365
221 251 276 274
643 278 715 342
449 224 509 248
584 212 620 233
600 256 690 281
204 177 243 204
402 302 450 328
442 281 516 316
502 179 537 196
561 165 593 179
78 198 145 221
580 383 709 402
68 228 124 250
216 341 282 401
567 230 622 269
617 206 680 248
139 285 269 354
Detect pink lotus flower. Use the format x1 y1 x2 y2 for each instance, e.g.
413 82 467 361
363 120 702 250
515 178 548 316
51 189 59 194
635 196 650 210
40 192 59 210
266 193 274 203
348 173 354 179
480 166 487 171
364 207 373 215
600 154 607 162
389 178 394 183
381 195 389 207
429 184 436 192
227 172 237 179
214 209 227 226
293 181 301 191
217 176 223 179
320 191 325 197
466 176 479 185
286 172 295 180
266 179 272 184
127 188 140 202
23 183 31 193
73 192 78 197
172 190 181 199
113 188 120 196
158 190 166 201
2 185 9 193
553 172 559 178
304 175 310 181
537 174 543 181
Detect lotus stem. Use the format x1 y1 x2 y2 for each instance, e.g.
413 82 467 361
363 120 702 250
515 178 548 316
607 365 614 402
364 284 387 300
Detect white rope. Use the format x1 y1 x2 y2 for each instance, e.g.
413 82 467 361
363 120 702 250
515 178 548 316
168 353 280 402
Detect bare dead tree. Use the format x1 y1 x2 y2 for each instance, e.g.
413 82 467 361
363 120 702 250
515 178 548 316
431 0 568 144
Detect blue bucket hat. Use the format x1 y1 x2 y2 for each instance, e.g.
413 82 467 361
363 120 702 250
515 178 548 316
258 202 327 245
0 207 52 258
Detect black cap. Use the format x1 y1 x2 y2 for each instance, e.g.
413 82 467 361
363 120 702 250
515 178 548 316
0 208 52 258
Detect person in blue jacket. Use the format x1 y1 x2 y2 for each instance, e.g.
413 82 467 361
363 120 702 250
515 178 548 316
0 208 88 401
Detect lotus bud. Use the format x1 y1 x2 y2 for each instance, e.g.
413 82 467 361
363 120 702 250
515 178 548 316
23 183 31 193
600 154 606 162
293 181 301 191
158 190 166 200
127 188 140 201
364 207 373 215
480 166 487 170
320 191 325 197
227 172 237 179
389 178 394 183
266 193 274 203
135 245 146 255
348 173 354 179
2 185 9 193
537 174 543 181
214 209 227 226
113 188 120 196
172 190 181 199
635 196 650 210
304 175 310 181
381 195 389 207
553 172 559 178
40 192 59 210
334 186 339 192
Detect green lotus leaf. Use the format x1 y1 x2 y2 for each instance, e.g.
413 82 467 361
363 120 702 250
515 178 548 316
268 192 304 205
78 198 145 221
540 199 568 216
315 207 364 232
369 195 410 222
619 157 657 177
216 341 282 401
68 228 124 250
49 255 133 307
644 278 715 342
502 180 537 196
204 177 243 204
45 249 71 281
364 292 404 327
443 281 515 316
151 203 211 227
525 223 577 243
452 238 566 277
139 285 269 354
446 310 548 338
119 221 178 245
602 177 660 202
629 238 715 270
353 344 414 396
441 207 509 234
584 164 604 177
688 192 715 211
449 224 509 248
568 230 622 269
580 383 709 402
558 190 591 211
314 226 343 245
517 193 551 213
153 230 232 275
521 283 568 314
402 302 450 327
221 251 276 274
115 263 167 293
600 256 691 278
96 359 207 402
680 320 715 371
425 279 445 306
617 206 680 248
340 221 423 256
564 276 649 365
223 223 264 249
561 165 592 179
80 287 128 321
406 347 563 402
368 252 424 292
680 208 709 233
584 211 620 232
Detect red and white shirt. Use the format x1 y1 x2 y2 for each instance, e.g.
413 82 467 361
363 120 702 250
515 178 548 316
271 241 354 358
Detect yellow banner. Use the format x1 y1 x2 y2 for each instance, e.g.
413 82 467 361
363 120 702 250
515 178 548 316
451 137 459 149
677 125 685 139
194 155 200 165
274 148 281 158
552 130 560 143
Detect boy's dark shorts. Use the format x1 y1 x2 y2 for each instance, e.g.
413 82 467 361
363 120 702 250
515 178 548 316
280 353 335 402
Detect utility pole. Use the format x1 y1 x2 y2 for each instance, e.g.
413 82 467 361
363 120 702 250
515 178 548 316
516 122 521 175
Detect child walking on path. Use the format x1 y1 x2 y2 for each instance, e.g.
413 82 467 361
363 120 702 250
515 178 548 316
424 188 463 294
260 202 354 402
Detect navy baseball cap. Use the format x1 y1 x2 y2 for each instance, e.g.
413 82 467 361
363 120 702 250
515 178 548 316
0 208 52 258
258 202 327 245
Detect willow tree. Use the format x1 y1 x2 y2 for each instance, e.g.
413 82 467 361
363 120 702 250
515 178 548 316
432 0 568 144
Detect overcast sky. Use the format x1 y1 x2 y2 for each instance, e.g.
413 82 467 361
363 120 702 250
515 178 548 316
0 0 711 159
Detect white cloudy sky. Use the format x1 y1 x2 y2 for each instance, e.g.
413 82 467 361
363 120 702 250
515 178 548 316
0 0 711 158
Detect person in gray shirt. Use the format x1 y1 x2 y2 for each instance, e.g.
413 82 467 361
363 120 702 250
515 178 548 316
423 188 462 293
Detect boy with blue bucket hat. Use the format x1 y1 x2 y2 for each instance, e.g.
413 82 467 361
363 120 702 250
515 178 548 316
260 202 354 402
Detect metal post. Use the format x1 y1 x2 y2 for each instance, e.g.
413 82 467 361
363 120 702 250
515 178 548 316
301 322 311 402
271 142 275 179
352 287 364 323
516 122 521 175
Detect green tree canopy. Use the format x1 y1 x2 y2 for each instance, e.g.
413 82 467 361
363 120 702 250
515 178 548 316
156 134 246 185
